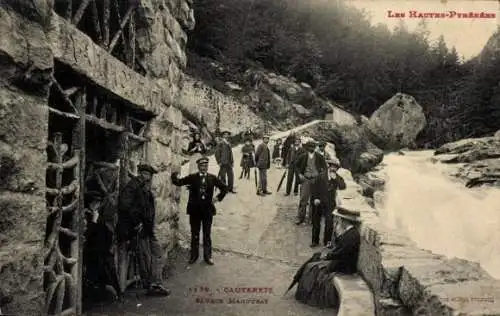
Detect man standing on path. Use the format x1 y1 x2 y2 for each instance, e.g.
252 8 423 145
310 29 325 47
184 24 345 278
215 130 236 193
117 164 170 296
282 131 297 167
285 138 304 196
255 135 272 196
310 158 346 248
294 141 327 225
171 157 228 265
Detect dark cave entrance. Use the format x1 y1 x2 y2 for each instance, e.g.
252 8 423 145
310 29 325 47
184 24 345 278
44 61 153 315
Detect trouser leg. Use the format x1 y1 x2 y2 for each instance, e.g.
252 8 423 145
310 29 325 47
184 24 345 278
189 215 202 260
323 209 333 245
226 166 234 190
285 168 294 194
201 215 213 260
311 204 321 244
297 179 312 221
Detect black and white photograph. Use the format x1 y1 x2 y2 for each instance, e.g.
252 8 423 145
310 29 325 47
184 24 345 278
0 0 499 315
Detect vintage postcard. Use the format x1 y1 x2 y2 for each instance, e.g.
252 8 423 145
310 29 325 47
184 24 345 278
0 0 498 315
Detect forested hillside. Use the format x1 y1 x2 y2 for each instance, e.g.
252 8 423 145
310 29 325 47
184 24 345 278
186 0 500 148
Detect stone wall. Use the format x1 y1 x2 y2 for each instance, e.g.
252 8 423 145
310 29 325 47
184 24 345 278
0 0 194 314
0 3 53 315
356 205 500 315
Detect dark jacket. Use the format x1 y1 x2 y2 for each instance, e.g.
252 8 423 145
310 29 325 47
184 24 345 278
117 177 156 242
286 145 305 168
187 140 206 155
295 152 328 178
215 141 233 166
325 226 360 274
240 143 255 168
281 135 296 163
272 144 282 159
255 143 271 169
171 172 228 216
311 173 346 213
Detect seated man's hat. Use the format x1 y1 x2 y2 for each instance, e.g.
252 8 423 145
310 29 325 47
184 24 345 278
333 207 361 222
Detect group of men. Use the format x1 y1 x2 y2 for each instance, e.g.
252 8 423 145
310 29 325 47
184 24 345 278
84 129 361 310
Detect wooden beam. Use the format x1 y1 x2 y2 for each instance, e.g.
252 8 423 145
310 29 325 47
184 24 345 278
108 6 135 53
72 0 91 25
90 0 103 44
65 0 73 19
86 114 125 132
48 107 80 120
129 12 136 69
51 76 78 113
103 0 110 48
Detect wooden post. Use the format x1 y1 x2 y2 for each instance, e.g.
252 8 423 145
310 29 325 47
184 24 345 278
103 0 110 48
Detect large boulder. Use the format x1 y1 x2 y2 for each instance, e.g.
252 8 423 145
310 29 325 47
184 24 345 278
299 121 384 174
366 93 426 150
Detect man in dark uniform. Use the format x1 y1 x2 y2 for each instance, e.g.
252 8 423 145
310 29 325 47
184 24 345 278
294 141 328 225
171 157 228 265
310 158 346 248
255 135 272 196
215 130 236 193
281 131 297 167
285 137 304 196
117 164 170 296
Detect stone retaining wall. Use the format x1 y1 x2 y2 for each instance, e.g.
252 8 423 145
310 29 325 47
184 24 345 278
0 0 193 314
356 196 500 315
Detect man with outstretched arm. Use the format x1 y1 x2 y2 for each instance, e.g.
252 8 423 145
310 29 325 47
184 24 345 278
171 157 228 265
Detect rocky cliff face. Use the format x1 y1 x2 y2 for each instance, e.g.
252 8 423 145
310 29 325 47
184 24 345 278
0 0 194 314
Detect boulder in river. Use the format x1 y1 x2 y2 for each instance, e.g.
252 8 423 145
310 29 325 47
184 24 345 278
434 137 500 187
366 93 426 150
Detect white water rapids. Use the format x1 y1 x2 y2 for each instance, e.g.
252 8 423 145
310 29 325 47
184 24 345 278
379 151 500 279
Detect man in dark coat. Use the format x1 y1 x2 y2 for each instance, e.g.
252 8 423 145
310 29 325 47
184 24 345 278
83 190 121 301
310 158 346 248
171 157 228 265
255 135 272 196
294 141 328 225
215 130 236 193
285 138 304 196
117 164 170 296
295 207 361 308
281 131 297 167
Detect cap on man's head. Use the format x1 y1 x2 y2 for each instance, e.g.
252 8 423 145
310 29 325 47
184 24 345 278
196 156 209 165
137 164 158 174
222 131 231 136
263 134 270 139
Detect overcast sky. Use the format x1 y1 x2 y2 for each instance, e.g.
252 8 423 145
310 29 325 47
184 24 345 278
347 0 499 60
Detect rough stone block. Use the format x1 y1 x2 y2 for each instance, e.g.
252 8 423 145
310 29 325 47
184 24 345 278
148 139 172 172
0 88 48 151
0 243 44 316
0 7 53 93
0 145 46 194
0 193 45 247
398 258 498 314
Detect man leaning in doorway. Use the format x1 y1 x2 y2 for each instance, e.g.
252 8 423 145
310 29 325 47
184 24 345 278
117 164 170 296
215 130 236 193
294 141 327 225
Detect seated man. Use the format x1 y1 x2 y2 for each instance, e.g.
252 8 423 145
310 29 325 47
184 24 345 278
295 207 361 308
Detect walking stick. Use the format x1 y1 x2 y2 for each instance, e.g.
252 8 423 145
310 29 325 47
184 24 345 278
254 168 258 193
276 169 287 192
